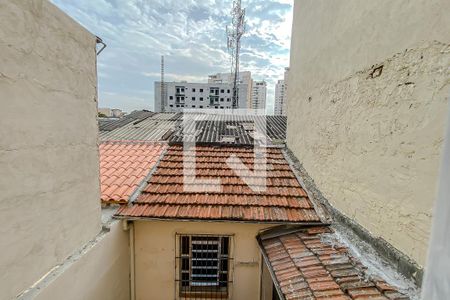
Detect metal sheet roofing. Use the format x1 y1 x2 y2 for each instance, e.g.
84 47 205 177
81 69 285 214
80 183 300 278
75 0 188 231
99 141 166 204
259 226 409 300
116 145 321 223
169 114 287 146
98 110 155 132
99 111 287 146
99 113 180 142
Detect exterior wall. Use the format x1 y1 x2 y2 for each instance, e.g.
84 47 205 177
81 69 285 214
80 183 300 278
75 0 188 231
155 82 248 112
22 220 130 300
0 1 101 298
287 0 450 266
134 220 275 300
251 81 267 110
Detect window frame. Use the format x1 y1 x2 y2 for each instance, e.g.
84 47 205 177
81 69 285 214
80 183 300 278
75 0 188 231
175 233 234 299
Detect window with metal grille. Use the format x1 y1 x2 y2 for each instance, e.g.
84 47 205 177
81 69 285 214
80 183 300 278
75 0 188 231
176 234 232 299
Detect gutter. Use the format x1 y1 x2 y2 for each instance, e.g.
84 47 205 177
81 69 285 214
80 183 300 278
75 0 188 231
114 215 324 226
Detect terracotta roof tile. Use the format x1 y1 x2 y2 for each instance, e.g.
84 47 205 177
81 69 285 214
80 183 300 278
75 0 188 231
116 145 321 222
259 227 409 300
99 141 166 204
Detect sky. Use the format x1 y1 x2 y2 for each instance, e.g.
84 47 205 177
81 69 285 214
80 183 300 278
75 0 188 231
51 0 293 114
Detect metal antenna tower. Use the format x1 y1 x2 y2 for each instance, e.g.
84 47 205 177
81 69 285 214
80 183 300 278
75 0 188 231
160 55 166 112
227 0 246 109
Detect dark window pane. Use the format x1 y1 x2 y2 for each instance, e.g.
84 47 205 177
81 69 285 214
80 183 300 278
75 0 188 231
181 236 189 255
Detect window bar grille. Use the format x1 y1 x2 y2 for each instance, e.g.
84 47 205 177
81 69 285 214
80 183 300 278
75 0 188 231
176 234 232 299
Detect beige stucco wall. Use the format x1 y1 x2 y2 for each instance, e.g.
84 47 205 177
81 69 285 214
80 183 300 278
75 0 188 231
27 220 130 300
134 220 275 300
0 1 101 298
287 0 450 266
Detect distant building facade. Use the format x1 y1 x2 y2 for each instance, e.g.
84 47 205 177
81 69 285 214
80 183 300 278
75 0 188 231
154 81 248 112
98 108 125 118
208 71 253 108
274 80 285 115
250 80 267 110
111 109 125 118
274 68 289 115
98 107 112 117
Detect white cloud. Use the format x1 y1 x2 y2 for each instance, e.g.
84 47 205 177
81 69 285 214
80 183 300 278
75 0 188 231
51 0 293 114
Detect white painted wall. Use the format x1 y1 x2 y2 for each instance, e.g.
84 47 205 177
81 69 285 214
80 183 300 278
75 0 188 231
24 220 130 300
155 81 248 112
0 1 101 298
287 0 450 266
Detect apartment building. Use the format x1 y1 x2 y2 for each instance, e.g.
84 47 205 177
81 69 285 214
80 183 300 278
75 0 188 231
250 80 267 110
208 71 253 108
274 80 285 115
154 81 248 112
274 68 289 115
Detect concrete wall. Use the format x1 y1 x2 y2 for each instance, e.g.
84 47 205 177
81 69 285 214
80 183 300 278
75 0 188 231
21 220 130 300
287 0 450 266
0 1 101 298
134 220 275 300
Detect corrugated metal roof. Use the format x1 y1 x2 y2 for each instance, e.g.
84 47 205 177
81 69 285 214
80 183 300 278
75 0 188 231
98 110 155 132
116 145 321 223
169 114 287 146
99 141 166 204
99 112 287 146
259 226 410 300
99 113 180 142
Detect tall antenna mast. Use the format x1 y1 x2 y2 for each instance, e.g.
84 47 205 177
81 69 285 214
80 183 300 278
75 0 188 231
160 55 165 112
227 0 246 109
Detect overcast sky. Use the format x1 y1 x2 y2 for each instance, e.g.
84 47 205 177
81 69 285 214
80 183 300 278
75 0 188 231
51 0 293 114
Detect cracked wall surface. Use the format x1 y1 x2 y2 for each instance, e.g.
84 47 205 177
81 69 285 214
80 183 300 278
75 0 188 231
0 1 101 298
288 0 450 267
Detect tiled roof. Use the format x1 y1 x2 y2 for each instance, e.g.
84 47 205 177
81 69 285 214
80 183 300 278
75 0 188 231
98 110 155 132
169 114 287 146
116 145 321 223
99 113 179 142
99 141 166 204
259 226 409 300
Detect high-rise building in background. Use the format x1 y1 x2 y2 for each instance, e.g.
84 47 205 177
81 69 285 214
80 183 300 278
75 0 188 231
208 71 253 107
250 80 267 110
154 81 248 112
274 80 285 115
274 68 289 115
